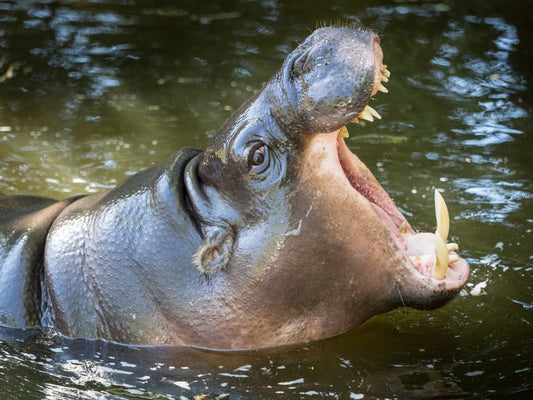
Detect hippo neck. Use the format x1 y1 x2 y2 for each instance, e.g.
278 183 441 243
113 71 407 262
43 147 205 343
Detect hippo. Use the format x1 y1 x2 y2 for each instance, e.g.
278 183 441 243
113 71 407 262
0 26 469 350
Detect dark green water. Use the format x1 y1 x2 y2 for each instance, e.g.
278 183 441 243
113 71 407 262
1 0 532 398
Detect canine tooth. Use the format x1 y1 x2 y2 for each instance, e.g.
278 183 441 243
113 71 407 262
434 189 449 242
378 83 388 93
358 106 374 122
366 105 382 120
448 254 460 264
431 232 449 279
338 126 349 138
447 243 458 252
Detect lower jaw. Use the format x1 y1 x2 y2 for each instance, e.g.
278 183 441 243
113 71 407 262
335 132 469 287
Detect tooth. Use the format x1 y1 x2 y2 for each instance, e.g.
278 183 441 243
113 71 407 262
447 243 458 252
358 106 374 122
434 189 449 242
378 83 388 93
431 232 449 279
351 117 359 124
381 76 389 83
338 126 349 138
399 221 407 234
448 254 460 264
366 105 382 120
382 68 391 78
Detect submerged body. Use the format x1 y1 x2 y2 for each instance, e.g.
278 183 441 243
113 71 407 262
0 26 469 350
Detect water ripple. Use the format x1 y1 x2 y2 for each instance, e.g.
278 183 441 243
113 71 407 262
455 178 531 224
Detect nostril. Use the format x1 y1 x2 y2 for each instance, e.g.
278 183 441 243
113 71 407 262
291 51 311 78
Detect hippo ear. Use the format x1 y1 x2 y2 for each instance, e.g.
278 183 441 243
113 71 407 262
193 225 234 275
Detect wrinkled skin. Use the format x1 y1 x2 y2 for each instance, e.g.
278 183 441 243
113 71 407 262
0 27 469 350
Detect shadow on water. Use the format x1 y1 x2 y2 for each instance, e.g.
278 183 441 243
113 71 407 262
1 0 532 398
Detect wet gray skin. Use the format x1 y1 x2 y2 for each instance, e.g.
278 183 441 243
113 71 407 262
0 27 469 350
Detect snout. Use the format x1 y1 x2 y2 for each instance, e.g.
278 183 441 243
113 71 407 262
270 26 387 135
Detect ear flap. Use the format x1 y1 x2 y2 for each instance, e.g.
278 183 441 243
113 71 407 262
192 225 234 275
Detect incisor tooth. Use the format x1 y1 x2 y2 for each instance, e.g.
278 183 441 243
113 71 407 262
435 189 449 242
378 83 388 93
447 243 458 252
431 232 449 279
338 126 349 138
448 254 460 264
382 68 391 78
381 76 389 83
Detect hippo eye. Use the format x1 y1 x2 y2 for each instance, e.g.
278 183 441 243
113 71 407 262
251 145 266 167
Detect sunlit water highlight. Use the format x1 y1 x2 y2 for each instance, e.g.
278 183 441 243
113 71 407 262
1 0 532 398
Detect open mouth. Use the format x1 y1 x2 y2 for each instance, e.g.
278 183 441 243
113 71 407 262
333 62 469 287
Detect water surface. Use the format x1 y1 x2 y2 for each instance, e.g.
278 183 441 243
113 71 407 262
1 0 532 398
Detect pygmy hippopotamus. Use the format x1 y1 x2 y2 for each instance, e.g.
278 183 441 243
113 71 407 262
0 26 469 350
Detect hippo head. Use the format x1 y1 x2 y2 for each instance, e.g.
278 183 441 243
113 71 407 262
181 26 469 349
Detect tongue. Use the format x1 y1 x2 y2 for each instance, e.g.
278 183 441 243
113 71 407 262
405 232 435 256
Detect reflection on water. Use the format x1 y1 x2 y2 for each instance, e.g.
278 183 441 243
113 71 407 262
0 324 475 399
1 0 532 399
457 178 530 224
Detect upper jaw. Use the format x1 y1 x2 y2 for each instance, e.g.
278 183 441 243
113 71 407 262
328 40 469 289
272 28 389 135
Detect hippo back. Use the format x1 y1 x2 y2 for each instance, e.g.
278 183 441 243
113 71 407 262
0 195 82 328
